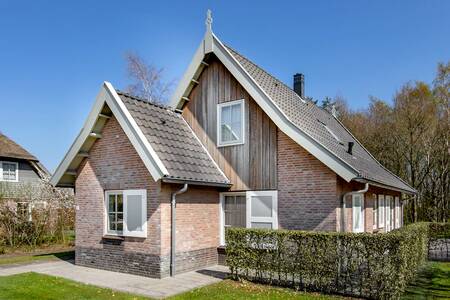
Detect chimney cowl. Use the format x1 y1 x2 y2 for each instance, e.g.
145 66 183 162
293 73 305 99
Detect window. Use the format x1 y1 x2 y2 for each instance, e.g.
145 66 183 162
378 195 385 228
220 190 277 245
394 197 400 229
0 161 18 182
373 194 378 229
106 191 124 234
224 195 246 229
385 196 392 232
105 190 147 238
352 194 364 233
390 197 395 229
217 100 245 146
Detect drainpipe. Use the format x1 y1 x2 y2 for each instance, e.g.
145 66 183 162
341 183 369 232
170 183 188 276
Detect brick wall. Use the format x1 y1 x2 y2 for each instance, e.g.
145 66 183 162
75 115 221 277
277 130 339 231
159 183 220 276
75 116 162 277
338 178 401 233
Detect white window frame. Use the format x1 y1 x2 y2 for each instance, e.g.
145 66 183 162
246 190 278 230
395 197 400 229
220 190 278 245
217 99 245 147
373 194 378 230
0 161 19 182
385 196 392 232
104 189 147 238
352 193 364 233
378 195 385 228
104 190 124 236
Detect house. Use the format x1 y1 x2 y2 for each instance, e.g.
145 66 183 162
50 12 416 278
0 133 50 218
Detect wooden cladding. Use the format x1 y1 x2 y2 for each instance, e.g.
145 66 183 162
182 57 277 191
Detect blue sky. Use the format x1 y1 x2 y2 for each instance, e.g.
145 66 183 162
1 1 449 172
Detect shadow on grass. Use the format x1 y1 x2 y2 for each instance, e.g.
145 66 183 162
402 262 450 299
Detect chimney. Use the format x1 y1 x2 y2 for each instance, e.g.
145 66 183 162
293 73 305 99
347 142 354 155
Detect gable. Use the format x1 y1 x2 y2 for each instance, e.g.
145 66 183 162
51 82 229 188
170 28 416 194
78 115 154 188
51 83 168 187
183 56 277 191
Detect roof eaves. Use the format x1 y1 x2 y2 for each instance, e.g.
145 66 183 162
354 177 417 195
332 113 416 193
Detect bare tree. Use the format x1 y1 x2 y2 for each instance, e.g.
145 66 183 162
124 52 173 104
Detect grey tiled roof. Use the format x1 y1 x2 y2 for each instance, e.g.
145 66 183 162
118 92 229 185
225 46 415 193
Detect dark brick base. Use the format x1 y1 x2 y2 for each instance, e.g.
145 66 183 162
75 246 162 278
160 247 219 277
76 245 219 278
217 246 227 265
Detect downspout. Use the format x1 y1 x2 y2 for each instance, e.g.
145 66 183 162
170 183 188 277
341 183 369 232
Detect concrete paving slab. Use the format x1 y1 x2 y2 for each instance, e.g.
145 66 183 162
0 259 229 299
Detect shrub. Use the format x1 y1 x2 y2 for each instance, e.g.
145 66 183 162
226 223 429 299
0 179 74 250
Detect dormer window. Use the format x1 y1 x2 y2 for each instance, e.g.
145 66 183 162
217 99 245 147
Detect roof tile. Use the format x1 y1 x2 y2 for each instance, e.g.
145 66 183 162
225 45 415 193
118 92 229 185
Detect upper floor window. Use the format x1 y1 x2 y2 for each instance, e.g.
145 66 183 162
217 99 245 146
0 161 19 182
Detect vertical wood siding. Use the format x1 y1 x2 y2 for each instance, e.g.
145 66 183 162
182 57 277 191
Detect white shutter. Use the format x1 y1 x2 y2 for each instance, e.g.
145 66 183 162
246 191 278 229
395 197 400 229
123 189 147 238
352 194 364 233
385 196 391 232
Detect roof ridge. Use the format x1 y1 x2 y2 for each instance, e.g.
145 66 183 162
224 42 415 193
224 44 307 104
116 90 177 112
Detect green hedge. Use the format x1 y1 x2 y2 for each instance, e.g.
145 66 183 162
226 223 429 299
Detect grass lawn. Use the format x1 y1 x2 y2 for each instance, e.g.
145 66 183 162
0 262 448 299
0 250 74 266
169 280 343 299
401 261 450 299
0 273 343 300
0 272 147 300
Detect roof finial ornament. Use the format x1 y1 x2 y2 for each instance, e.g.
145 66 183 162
205 9 213 31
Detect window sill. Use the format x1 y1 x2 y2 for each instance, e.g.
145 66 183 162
102 235 124 241
217 141 245 148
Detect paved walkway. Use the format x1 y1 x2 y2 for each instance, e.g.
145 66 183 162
0 260 229 299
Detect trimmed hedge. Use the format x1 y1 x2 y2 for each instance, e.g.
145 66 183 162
226 223 429 299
